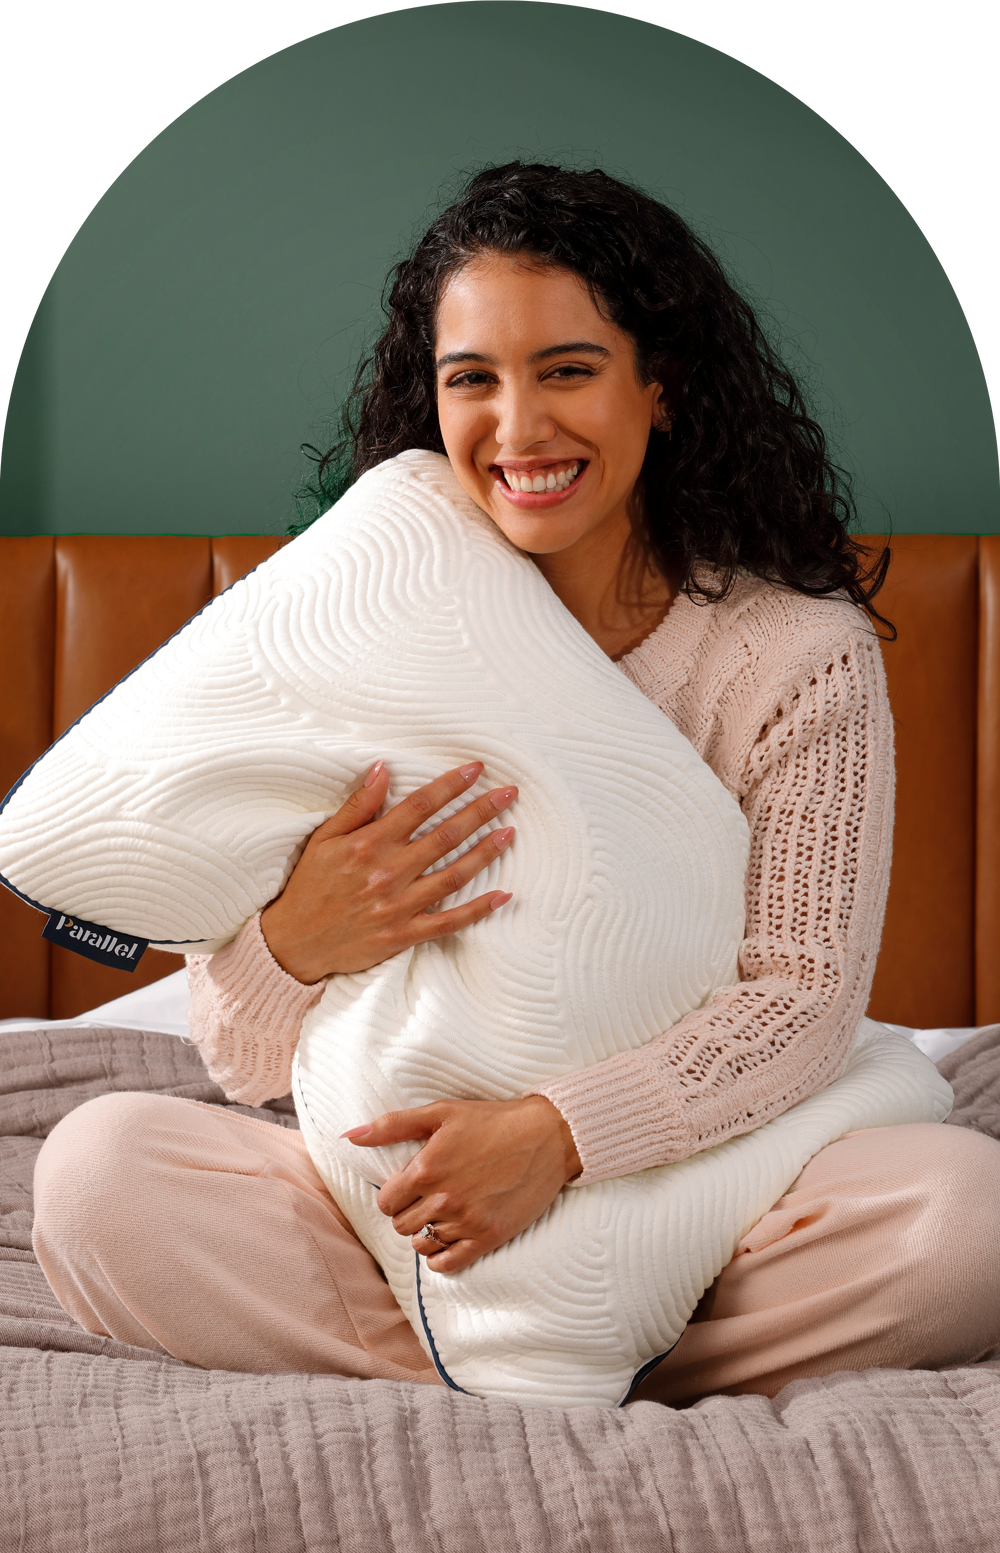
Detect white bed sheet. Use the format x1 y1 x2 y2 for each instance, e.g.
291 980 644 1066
0 968 192 1038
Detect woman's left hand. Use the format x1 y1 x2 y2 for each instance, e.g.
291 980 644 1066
342 1097 582 1273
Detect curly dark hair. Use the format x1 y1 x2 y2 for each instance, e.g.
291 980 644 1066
296 161 891 628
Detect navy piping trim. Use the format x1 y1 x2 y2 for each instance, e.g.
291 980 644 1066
416 1251 679 1406
0 546 287 940
414 1254 470 1394
620 1339 680 1405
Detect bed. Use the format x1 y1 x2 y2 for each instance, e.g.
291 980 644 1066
0 534 998 1549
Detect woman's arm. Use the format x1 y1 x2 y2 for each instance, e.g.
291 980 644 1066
186 913 324 1106
186 760 518 1105
529 606 895 1183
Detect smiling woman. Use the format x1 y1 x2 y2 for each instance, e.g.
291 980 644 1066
31 161 1000 1405
435 257 670 660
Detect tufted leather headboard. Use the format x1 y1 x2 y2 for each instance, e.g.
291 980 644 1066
0 533 997 1026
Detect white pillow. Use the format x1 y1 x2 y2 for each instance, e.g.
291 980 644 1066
0 450 951 1407
303 1017 950 1407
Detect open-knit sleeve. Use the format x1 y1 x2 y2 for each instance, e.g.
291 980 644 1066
530 588 895 1185
185 912 325 1106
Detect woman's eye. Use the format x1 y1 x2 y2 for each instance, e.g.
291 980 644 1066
546 364 594 380
445 371 494 388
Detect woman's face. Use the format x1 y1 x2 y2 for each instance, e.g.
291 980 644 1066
434 255 666 563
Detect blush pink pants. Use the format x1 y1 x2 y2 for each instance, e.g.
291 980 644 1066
31 1093 1000 1405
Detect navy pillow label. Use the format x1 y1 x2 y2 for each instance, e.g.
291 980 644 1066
43 912 148 971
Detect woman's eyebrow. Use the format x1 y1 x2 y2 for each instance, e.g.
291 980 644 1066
435 342 611 369
530 341 610 363
436 350 498 368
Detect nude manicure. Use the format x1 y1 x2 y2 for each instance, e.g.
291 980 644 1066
363 761 385 788
490 786 517 811
459 762 481 781
493 827 515 851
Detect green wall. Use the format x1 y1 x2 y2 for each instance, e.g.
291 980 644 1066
2 2 997 537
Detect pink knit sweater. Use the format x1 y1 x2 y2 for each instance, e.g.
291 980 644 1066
186 576 894 1185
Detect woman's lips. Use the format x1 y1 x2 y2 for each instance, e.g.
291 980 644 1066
492 461 589 508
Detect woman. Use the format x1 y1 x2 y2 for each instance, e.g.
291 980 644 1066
33 163 1000 1404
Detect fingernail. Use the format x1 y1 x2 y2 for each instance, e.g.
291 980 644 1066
459 762 481 782
489 786 517 811
490 892 513 910
340 1124 373 1140
363 761 384 788
493 827 515 851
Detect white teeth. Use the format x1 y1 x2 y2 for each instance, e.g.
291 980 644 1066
502 462 582 493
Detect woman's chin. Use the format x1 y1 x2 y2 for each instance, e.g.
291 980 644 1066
478 476 599 554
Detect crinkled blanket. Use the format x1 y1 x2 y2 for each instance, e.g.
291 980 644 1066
1 1022 998 1552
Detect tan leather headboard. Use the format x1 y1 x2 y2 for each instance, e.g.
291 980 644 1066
978 536 1000 1023
866 537 979 1027
0 533 997 1026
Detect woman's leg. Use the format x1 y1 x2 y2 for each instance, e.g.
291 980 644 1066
32 1091 442 1382
632 1122 1000 1406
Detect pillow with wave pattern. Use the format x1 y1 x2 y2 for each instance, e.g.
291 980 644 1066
0 450 951 1406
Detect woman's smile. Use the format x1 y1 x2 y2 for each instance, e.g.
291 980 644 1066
492 458 587 505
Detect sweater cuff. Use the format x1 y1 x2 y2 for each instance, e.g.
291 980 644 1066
225 912 327 1013
185 912 325 1106
529 1055 689 1185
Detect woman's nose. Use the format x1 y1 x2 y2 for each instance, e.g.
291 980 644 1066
492 383 555 452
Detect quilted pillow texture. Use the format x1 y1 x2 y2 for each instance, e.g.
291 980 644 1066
0 451 951 1407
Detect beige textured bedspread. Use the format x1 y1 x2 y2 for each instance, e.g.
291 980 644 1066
1 1023 999 1552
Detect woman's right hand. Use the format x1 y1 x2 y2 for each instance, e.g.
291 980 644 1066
259 761 516 985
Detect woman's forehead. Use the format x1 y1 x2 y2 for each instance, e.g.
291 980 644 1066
435 258 622 356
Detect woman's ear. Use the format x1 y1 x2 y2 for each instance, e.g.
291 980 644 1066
648 356 682 434
651 389 674 438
